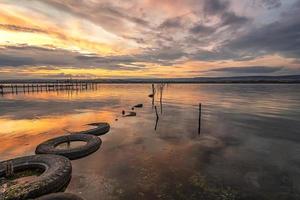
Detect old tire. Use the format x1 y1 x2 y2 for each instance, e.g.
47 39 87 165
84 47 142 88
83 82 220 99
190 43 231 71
80 122 110 136
34 193 84 200
0 155 72 200
35 134 101 160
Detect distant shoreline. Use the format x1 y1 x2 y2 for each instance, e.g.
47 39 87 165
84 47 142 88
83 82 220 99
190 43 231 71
1 81 300 84
1 75 300 84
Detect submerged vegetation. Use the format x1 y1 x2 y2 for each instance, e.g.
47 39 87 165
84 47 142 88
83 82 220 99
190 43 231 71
112 171 239 200
0 168 43 192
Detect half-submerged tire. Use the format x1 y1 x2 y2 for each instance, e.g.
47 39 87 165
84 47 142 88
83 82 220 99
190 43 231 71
0 155 72 200
34 193 84 200
80 122 110 136
35 134 101 160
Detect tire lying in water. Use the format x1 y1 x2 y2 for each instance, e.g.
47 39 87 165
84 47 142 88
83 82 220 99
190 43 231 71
0 155 72 200
35 134 102 160
35 193 84 200
78 122 110 136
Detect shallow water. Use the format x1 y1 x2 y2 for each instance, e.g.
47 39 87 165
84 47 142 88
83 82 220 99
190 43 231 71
1 84 300 199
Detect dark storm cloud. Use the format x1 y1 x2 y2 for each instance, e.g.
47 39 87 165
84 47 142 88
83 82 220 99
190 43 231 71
188 11 248 36
0 46 78 67
101 6 149 26
138 47 186 65
208 66 284 74
228 3 300 59
0 55 35 67
199 0 252 28
0 45 134 70
159 18 183 29
0 45 185 69
221 12 249 26
202 0 229 15
189 24 216 34
151 0 252 63
190 0 300 62
191 49 236 61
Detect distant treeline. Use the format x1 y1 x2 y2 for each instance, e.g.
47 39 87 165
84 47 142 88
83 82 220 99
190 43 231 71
1 75 300 84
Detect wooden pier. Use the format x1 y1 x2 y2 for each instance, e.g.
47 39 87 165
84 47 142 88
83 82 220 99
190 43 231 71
0 80 98 96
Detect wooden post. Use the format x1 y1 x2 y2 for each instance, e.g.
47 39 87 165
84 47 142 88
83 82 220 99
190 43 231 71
152 84 155 95
198 103 202 135
159 84 164 114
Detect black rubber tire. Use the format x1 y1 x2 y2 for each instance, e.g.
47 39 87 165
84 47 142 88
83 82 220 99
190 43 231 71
34 193 84 200
80 122 110 136
35 134 101 160
0 155 72 200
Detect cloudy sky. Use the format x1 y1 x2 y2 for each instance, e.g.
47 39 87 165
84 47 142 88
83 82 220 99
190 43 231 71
0 0 299 79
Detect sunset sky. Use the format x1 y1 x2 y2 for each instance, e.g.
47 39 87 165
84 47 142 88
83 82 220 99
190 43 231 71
0 0 299 79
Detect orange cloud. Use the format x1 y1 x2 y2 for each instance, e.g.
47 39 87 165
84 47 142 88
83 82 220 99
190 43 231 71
0 4 136 55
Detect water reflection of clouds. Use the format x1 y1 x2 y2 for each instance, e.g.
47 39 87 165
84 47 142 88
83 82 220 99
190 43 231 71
1 84 300 198
0 99 120 119
0 110 116 160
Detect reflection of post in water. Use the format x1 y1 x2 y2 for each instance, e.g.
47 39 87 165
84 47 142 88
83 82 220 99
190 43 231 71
149 84 156 107
158 83 165 114
155 116 159 131
0 85 3 96
198 103 202 135
154 106 159 131
67 138 71 149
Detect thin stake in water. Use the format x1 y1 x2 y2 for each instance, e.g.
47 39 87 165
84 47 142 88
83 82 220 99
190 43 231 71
198 103 202 135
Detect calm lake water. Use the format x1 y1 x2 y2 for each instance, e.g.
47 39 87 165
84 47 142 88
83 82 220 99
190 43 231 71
1 84 300 199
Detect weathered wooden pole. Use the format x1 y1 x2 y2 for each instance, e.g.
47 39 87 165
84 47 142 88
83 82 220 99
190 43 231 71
198 103 202 135
152 84 155 95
